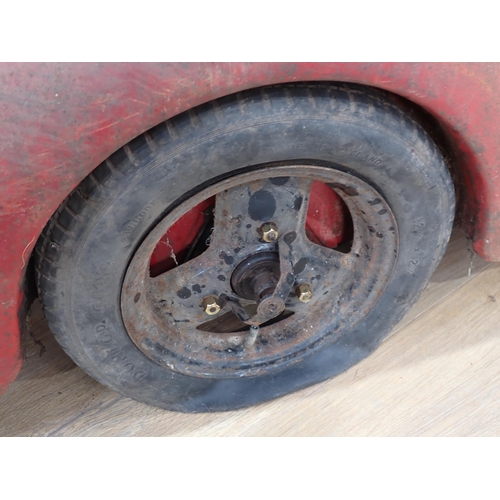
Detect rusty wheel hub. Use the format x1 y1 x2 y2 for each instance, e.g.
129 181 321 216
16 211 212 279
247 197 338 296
121 165 398 378
231 252 280 301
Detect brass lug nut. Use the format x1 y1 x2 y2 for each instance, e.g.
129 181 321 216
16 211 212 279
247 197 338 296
202 295 221 316
260 222 279 242
296 284 313 303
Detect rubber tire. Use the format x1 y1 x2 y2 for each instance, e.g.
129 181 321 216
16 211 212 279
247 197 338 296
35 84 455 412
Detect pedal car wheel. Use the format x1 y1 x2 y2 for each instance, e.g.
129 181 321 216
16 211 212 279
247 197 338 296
35 84 455 412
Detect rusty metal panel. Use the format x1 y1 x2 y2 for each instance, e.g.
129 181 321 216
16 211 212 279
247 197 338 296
1 62 499 393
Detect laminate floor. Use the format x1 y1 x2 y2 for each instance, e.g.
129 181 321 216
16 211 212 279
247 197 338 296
2 230 499 436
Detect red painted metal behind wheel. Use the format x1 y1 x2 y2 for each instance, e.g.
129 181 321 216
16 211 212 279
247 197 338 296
150 181 350 275
150 197 214 276
305 180 349 248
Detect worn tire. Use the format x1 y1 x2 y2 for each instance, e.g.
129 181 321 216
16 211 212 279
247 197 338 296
35 84 455 412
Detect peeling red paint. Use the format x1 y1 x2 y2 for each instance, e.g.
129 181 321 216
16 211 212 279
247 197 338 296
1 62 499 393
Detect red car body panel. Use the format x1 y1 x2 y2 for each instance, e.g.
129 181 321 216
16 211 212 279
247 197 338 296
1 62 499 394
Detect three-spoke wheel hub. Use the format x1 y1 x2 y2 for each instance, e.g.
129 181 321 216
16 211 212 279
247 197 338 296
121 165 398 378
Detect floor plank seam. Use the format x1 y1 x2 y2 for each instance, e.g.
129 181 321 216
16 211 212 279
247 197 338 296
46 395 123 437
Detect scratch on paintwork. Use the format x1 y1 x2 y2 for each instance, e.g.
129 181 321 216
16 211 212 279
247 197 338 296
458 66 493 93
130 99 150 106
0 201 28 212
406 89 427 99
148 89 172 99
2 164 71 188
21 235 36 269
82 112 143 134
161 238 179 266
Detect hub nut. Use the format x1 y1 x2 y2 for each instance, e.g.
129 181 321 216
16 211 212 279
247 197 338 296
202 295 221 315
296 284 313 303
260 222 279 242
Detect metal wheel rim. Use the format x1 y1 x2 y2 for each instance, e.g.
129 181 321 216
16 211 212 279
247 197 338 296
121 164 399 378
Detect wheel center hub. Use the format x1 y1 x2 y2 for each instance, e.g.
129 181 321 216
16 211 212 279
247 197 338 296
230 252 281 302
